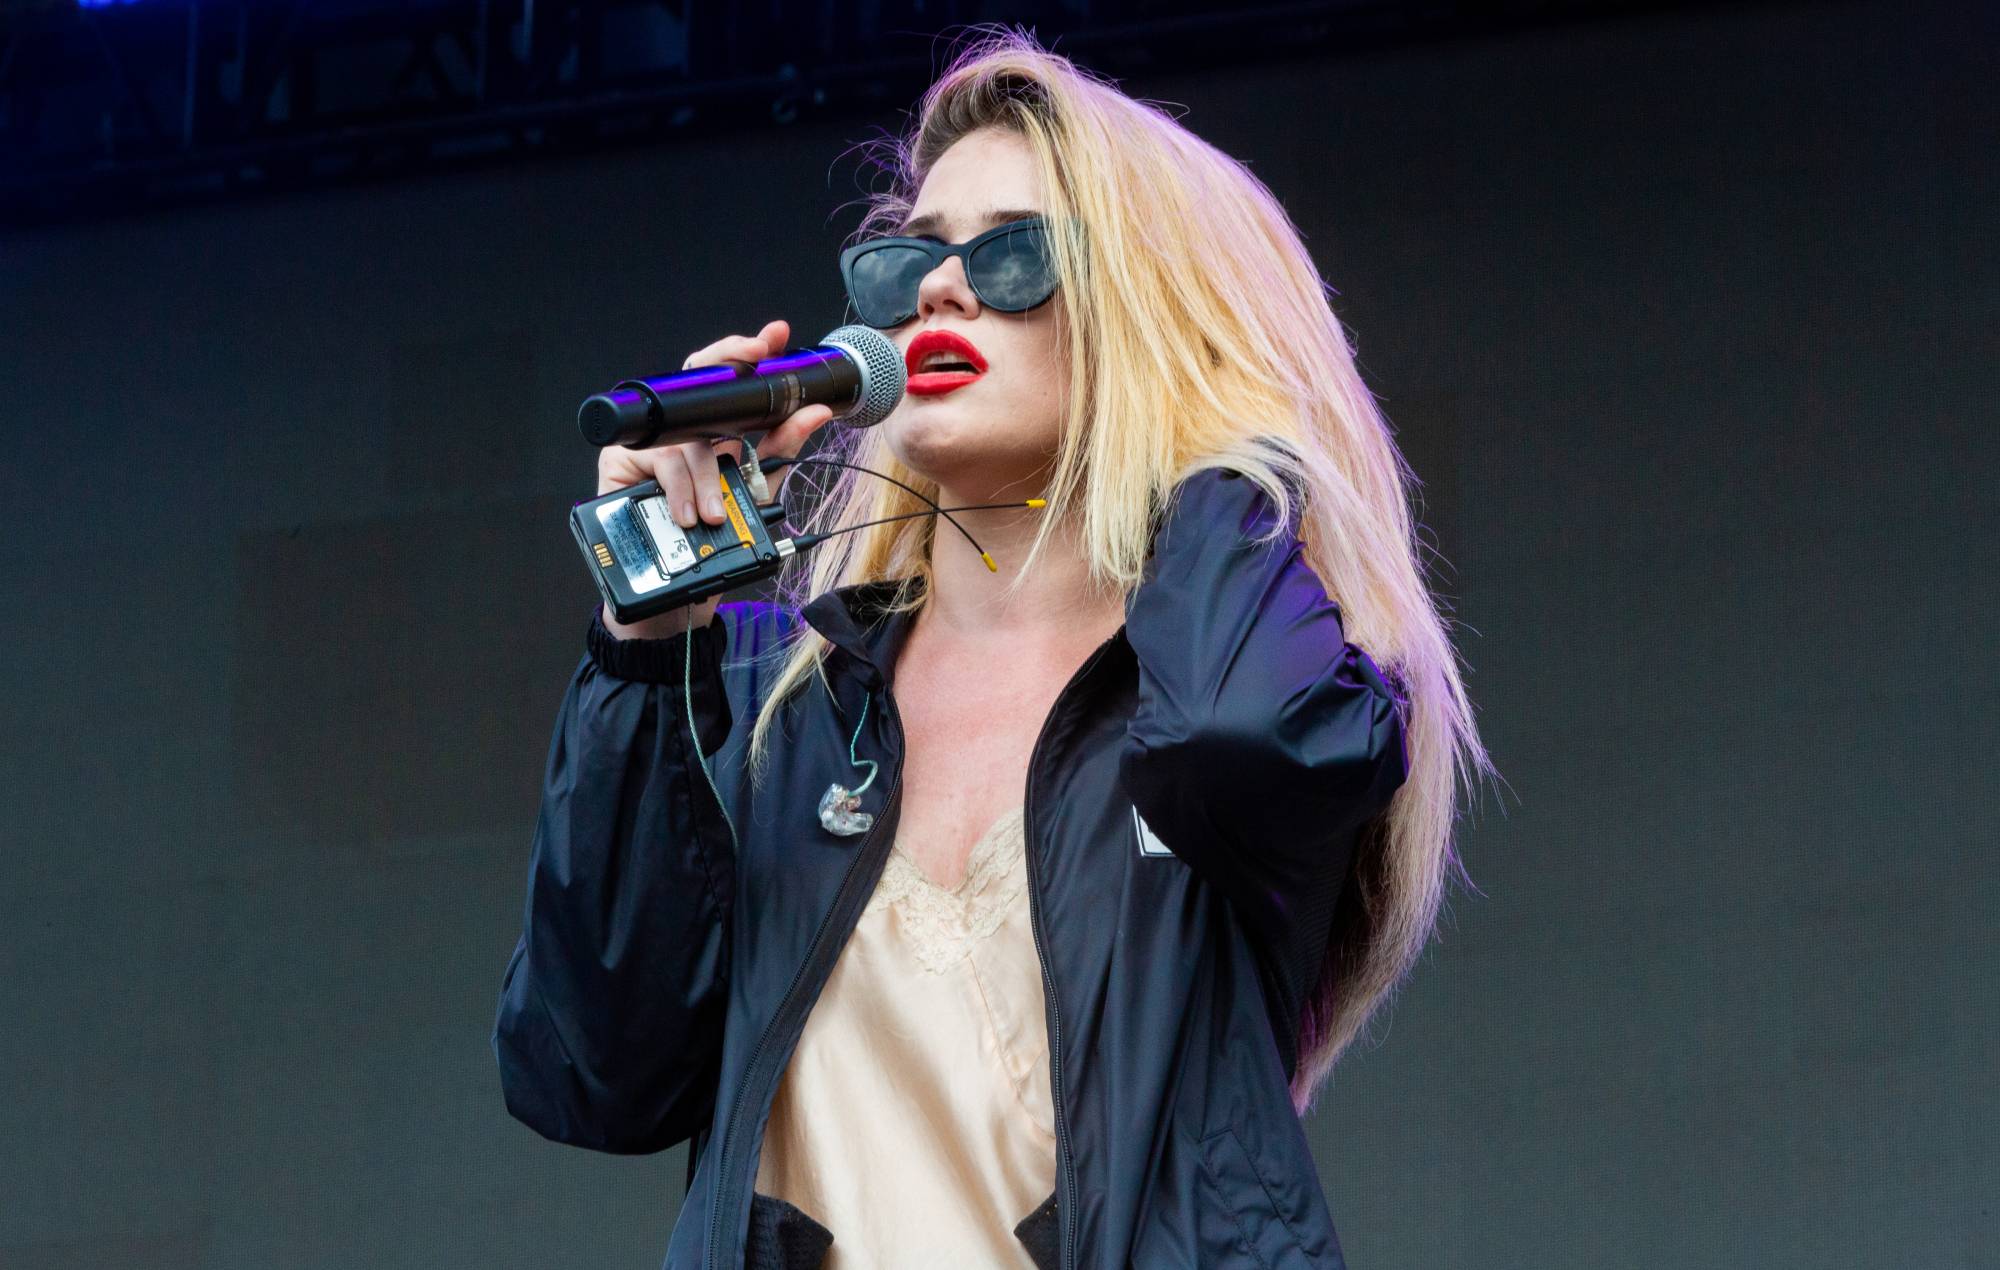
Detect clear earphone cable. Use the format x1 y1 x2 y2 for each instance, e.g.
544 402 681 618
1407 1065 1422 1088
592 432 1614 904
845 692 879 796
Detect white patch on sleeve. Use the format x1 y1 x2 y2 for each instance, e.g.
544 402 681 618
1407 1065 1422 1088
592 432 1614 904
1132 806 1175 857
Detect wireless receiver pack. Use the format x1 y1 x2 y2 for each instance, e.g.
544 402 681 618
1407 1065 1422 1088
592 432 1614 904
571 448 795 625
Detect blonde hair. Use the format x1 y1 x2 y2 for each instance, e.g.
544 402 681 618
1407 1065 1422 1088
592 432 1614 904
744 27 1497 1115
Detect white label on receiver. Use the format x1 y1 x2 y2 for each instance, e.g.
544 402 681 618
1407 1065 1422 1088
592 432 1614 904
596 496 695 595
634 497 699 574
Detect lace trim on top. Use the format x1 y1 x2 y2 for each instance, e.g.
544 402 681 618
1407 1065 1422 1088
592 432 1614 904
872 803 1029 976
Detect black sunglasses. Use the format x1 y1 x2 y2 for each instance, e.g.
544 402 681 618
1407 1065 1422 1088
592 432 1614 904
839 216 1060 329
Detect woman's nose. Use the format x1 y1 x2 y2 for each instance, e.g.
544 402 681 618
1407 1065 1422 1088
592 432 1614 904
915 254 979 322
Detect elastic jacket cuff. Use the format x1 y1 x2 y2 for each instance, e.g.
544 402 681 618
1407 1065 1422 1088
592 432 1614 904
585 605 726 687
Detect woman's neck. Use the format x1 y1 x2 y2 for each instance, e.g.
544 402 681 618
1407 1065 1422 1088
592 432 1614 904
915 490 1125 647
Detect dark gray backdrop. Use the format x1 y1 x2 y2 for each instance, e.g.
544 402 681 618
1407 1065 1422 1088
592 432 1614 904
3 1 1993 1266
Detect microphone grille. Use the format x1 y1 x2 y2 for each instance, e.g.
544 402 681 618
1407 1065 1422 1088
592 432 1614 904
821 324 906 428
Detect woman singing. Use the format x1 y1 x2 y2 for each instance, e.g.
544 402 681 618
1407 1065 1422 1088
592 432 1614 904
495 28 1490 1270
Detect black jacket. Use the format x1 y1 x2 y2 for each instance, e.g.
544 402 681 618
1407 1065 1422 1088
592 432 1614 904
494 465 1410 1269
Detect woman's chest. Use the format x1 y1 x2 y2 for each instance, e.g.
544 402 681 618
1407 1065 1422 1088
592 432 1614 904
888 661 1072 890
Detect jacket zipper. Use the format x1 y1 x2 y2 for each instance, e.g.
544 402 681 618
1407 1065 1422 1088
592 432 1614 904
1023 631 1124 1270
704 688 906 1270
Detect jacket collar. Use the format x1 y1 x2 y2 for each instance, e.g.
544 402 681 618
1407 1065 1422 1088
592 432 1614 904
798 575 927 692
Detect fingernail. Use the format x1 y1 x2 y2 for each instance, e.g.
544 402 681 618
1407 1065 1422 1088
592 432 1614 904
704 495 724 520
679 501 696 526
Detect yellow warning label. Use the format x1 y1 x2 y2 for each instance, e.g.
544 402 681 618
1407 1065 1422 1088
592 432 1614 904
718 482 754 548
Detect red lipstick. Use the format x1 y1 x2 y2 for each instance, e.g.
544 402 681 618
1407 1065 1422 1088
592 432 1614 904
904 328 988 397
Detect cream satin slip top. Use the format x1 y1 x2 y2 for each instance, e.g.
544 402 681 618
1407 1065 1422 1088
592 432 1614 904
753 802 1057 1268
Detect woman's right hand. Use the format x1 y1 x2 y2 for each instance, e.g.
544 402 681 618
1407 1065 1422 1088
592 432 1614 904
598 318 835 640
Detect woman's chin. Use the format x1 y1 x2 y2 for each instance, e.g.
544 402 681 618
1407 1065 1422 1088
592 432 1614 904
885 402 1061 499
885 409 993 477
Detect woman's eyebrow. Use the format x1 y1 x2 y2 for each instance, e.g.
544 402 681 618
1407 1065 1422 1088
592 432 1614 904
897 207 1042 238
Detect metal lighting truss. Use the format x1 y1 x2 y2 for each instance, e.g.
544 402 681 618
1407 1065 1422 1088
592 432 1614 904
0 0 1717 225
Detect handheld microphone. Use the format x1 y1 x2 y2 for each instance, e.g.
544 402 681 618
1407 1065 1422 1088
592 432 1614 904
577 324 905 449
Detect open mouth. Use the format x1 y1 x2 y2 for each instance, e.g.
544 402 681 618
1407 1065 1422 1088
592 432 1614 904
916 355 981 373
905 329 988 395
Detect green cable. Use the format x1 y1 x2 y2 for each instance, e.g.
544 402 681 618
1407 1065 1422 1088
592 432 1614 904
684 618 739 856
847 691 878 795
678 608 871 847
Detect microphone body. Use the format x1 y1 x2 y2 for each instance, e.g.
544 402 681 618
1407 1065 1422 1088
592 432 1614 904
578 324 904 448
